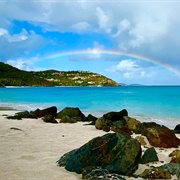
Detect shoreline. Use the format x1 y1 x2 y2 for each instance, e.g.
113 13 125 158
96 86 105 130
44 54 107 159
0 110 180 179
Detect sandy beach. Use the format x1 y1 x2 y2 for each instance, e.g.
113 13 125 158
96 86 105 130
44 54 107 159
0 110 179 180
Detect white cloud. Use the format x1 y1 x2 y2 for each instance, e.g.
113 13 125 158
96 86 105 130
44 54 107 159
96 7 111 33
0 28 46 60
113 19 130 37
71 21 91 33
106 59 153 79
86 41 105 59
7 57 44 71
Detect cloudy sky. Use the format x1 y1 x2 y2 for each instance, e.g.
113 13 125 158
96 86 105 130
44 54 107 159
0 0 180 85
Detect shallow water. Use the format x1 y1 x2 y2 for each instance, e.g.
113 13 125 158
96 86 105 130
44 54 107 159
0 86 179 128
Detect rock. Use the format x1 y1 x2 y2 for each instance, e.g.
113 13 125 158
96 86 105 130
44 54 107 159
169 150 180 163
30 108 40 117
139 167 171 179
57 133 142 176
123 116 143 134
135 136 147 146
82 167 126 180
140 147 159 164
111 122 132 135
56 107 85 121
95 117 111 130
85 114 97 125
59 116 77 123
160 163 180 179
142 122 180 148
39 106 57 117
174 124 180 134
103 109 128 122
42 114 58 123
6 111 37 120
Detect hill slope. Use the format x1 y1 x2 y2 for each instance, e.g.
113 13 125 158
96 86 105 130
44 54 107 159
0 62 118 86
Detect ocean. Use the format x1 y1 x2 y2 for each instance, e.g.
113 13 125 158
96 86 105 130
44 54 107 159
0 86 179 129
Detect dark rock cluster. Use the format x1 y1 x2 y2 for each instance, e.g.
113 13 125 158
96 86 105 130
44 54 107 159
5 106 180 179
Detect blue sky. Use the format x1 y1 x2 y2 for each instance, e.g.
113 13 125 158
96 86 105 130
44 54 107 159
0 1 180 85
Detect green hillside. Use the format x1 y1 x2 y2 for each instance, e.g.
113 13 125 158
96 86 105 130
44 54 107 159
0 62 54 86
0 62 119 87
33 70 118 86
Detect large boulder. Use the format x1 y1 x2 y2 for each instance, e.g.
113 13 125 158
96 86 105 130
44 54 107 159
57 133 142 176
39 106 57 117
56 107 85 121
142 122 180 148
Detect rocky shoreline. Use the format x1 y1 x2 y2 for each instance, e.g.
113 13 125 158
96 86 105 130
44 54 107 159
3 106 180 179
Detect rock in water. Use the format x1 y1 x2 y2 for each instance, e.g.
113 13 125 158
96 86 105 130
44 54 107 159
57 133 142 176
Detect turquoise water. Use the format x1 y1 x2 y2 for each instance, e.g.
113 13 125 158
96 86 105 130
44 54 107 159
0 86 179 128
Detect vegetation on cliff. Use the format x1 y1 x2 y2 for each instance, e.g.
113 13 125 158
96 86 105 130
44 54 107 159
0 62 118 86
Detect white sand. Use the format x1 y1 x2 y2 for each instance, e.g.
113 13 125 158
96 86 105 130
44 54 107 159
0 111 179 180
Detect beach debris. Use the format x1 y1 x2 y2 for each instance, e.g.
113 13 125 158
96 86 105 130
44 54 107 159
57 132 142 176
141 122 180 148
140 147 159 164
56 107 86 121
10 127 24 132
174 124 180 134
169 150 180 163
42 114 58 124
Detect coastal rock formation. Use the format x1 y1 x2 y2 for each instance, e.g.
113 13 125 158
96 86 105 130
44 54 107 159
56 107 86 121
139 166 172 179
140 147 159 164
123 116 143 134
57 133 142 176
139 163 180 179
169 150 180 163
85 114 97 125
141 122 180 148
7 110 37 120
174 124 180 134
59 116 77 123
95 109 128 132
42 114 58 124
39 106 57 118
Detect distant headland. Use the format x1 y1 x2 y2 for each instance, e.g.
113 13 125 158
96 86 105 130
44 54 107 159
0 62 118 87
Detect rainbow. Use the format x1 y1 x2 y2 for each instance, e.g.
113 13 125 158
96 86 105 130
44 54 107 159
44 49 180 76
